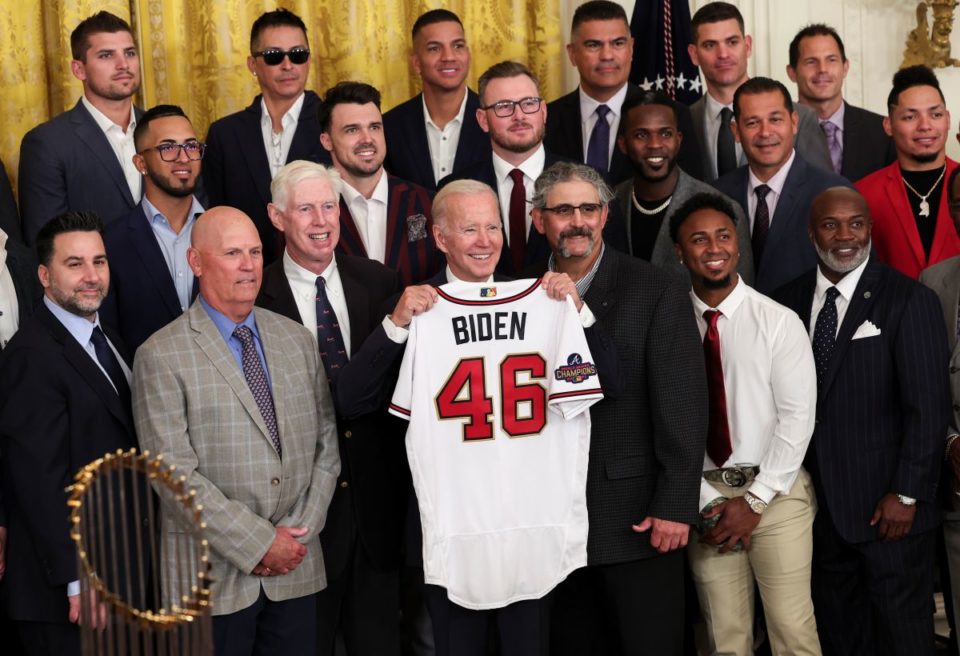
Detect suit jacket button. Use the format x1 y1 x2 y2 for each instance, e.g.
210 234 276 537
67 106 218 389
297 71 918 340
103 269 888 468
271 477 280 486
340 480 349 489
344 430 353 438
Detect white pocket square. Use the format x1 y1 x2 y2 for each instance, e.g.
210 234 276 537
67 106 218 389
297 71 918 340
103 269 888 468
851 320 881 340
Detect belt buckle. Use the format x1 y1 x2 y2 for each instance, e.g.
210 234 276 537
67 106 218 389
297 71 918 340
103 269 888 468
721 467 746 487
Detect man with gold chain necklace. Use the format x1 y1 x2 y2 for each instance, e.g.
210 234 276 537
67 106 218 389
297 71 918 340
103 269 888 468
856 65 960 279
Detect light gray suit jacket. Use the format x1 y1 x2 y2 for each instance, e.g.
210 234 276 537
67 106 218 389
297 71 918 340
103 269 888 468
920 256 960 435
613 168 755 285
689 94 832 183
133 301 340 615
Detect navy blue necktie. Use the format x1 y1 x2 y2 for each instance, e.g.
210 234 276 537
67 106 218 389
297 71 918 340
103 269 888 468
812 287 841 386
316 277 348 382
233 326 281 456
90 326 130 403
586 105 611 173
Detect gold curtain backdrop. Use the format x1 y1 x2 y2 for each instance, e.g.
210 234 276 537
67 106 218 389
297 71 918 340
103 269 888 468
0 0 564 199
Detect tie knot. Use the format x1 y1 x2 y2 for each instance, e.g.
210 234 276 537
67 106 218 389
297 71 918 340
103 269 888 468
754 184 770 201
720 106 733 122
825 286 840 303
703 309 722 328
509 168 525 184
820 120 837 138
316 276 327 292
596 104 610 119
233 325 254 345
91 325 107 343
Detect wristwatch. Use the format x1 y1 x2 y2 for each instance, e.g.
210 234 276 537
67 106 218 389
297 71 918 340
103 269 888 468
743 491 767 515
896 494 917 507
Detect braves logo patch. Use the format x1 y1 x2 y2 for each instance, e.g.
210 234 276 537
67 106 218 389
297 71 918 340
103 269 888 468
554 353 597 384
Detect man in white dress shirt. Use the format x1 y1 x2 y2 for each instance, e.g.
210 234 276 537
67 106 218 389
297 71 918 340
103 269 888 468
671 192 821 656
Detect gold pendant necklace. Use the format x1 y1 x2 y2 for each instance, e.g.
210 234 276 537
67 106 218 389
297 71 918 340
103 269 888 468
901 164 946 217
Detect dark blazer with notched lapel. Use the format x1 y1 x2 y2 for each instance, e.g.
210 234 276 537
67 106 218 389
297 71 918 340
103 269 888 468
0 303 137 623
336 174 443 286
775 258 949 543
714 153 851 295
5 239 40 325
528 247 707 564
544 84 705 185
841 102 896 184
383 89 492 191
203 91 331 263
100 201 200 354
256 253 408 576
19 100 145 244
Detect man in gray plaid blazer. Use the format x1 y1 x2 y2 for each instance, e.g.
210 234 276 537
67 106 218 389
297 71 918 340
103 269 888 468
133 206 340 656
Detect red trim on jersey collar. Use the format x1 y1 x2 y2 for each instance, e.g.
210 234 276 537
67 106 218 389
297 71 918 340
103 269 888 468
434 279 543 306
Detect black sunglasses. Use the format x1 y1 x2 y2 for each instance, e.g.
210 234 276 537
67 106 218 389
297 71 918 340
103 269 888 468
253 47 310 66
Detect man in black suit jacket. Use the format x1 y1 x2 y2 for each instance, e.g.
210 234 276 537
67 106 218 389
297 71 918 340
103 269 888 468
203 9 331 264
320 82 442 287
787 24 895 183
776 188 950 656
714 77 850 295
254 161 406 655
19 12 144 245
101 105 204 353
383 9 491 191
544 1 704 185
0 212 137 655
528 162 707 655
0 160 23 245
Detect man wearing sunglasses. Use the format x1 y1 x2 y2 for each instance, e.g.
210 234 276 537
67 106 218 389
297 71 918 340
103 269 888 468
19 11 144 245
204 8 331 266
100 105 205 352
437 61 569 277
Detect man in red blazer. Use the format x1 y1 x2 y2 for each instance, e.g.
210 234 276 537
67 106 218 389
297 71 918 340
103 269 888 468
855 65 960 279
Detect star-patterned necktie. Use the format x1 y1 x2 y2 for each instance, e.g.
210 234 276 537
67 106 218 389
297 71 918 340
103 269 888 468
812 287 841 386
315 277 348 382
233 325 281 456
702 310 732 467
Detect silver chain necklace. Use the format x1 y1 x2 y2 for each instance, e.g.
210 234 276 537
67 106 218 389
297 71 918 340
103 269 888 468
632 189 673 215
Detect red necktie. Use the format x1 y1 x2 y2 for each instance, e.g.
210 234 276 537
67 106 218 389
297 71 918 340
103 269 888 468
508 169 527 273
703 310 732 466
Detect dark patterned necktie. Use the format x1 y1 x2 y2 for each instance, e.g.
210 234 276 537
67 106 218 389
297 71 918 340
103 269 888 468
586 105 611 173
812 287 841 386
717 107 737 177
233 325 281 456
752 184 771 266
90 325 130 403
508 169 527 273
703 310 732 467
315 277 348 382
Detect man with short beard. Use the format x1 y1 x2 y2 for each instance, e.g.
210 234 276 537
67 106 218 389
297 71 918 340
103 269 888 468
776 187 950 656
855 65 960 279
319 82 442 286
671 193 820 656
100 104 206 352
19 11 144 244
613 90 753 283
438 61 572 275
0 211 138 655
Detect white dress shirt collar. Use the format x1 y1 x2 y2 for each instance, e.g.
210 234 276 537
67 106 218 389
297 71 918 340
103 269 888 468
260 92 306 177
82 95 136 134
814 251 869 307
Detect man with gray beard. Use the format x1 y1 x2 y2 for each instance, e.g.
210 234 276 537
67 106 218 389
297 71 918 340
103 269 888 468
776 187 950 655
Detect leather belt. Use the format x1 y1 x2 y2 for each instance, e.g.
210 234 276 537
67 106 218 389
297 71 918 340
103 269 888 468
703 465 760 488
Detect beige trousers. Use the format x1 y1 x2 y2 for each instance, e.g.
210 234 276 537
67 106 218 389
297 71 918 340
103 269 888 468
688 468 821 656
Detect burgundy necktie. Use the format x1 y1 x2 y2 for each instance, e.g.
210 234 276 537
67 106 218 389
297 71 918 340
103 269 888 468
703 310 732 467
508 169 527 273
752 184 771 266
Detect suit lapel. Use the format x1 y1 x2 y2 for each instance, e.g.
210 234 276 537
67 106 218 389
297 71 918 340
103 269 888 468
188 304 275 447
127 205 183 317
259 260 303 324
452 90 483 173
286 91 319 163
408 95 436 187
882 163 926 270
256 312 290 444
337 256 371 355
557 93 585 161
583 248 619 322
336 199 369 258
237 98 274 207
764 158 806 268
929 160 959 265
71 102 135 206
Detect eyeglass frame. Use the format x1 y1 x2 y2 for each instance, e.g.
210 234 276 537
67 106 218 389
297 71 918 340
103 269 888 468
539 202 605 217
480 96 543 118
252 47 311 66
139 141 207 162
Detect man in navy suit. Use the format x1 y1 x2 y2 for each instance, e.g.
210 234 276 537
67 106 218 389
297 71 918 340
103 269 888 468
776 187 950 656
100 104 205 353
19 12 143 244
714 77 849 295
383 9 491 191
319 82 442 286
0 212 138 655
787 24 895 183
204 8 331 264
544 1 704 185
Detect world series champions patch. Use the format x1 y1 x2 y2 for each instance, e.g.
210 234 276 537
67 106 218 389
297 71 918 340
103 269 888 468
554 353 597 384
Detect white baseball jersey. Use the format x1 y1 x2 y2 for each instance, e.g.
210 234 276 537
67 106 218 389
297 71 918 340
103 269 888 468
389 278 603 610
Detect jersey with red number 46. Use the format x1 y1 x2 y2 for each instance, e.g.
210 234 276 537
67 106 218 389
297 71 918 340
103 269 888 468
389 278 603 610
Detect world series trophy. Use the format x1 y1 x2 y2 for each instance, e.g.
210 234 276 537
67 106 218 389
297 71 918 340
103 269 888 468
68 449 213 655
902 0 960 69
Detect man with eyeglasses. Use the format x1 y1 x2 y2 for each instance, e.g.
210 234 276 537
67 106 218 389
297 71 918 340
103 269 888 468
544 0 704 185
100 104 205 352
204 8 331 265
528 161 707 655
437 61 572 276
19 11 144 245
